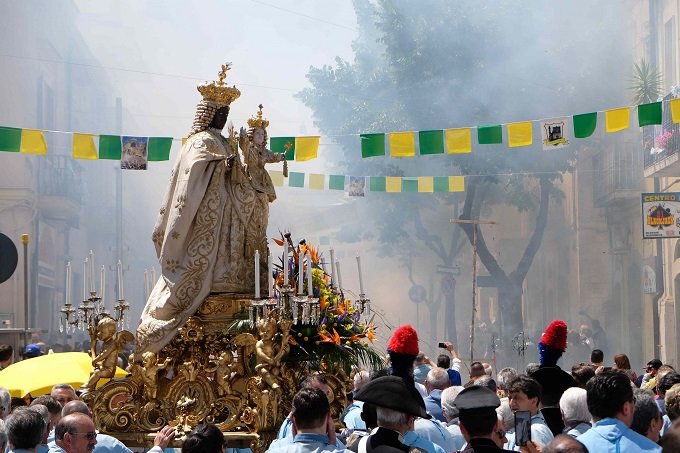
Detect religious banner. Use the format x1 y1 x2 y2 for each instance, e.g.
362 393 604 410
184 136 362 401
121 136 148 170
541 117 570 151
348 176 366 197
641 192 680 239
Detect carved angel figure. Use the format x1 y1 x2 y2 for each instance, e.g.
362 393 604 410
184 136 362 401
82 317 134 391
254 317 290 389
141 351 173 403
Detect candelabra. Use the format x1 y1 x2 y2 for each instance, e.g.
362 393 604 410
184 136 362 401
356 294 371 316
60 292 130 337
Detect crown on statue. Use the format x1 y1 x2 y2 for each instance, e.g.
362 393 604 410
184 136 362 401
247 104 270 129
197 63 241 107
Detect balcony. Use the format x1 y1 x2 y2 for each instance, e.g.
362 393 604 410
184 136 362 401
644 93 680 177
593 139 645 207
37 155 83 225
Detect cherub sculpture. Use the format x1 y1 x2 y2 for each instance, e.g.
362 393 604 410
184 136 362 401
254 316 290 389
140 351 173 405
211 352 234 396
82 317 133 391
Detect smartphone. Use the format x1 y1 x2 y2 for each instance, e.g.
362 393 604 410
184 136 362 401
438 342 447 348
514 410 531 446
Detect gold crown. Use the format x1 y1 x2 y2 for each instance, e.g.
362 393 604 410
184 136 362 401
247 104 270 129
197 63 241 106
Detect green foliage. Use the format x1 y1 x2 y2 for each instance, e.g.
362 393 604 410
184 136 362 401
630 58 663 105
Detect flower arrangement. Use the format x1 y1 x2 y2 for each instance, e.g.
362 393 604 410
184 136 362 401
655 129 674 150
271 233 382 374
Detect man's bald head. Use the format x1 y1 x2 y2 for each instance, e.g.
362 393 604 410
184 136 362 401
61 401 92 418
543 434 588 453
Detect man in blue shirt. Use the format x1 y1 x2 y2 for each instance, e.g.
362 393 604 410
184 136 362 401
267 388 349 453
576 371 661 452
423 368 450 422
504 376 554 450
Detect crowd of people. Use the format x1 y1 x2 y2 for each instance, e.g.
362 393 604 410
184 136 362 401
1 320 680 452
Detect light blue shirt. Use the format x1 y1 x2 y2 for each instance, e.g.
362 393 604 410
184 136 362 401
275 416 345 448
576 418 661 452
505 411 554 450
413 418 455 453
267 433 349 453
564 422 591 438
47 433 132 453
341 401 366 430
444 422 466 451
660 414 671 437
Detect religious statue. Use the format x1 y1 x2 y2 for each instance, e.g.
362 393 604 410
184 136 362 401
140 351 173 405
254 316 291 389
136 64 283 354
82 317 133 391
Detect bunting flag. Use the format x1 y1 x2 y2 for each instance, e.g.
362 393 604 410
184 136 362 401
72 133 98 160
573 112 597 138
361 133 386 158
0 126 21 152
540 118 570 151
270 136 296 160
388 131 416 157
605 108 630 133
308 173 325 190
121 136 148 170
0 127 47 155
349 176 365 197
402 178 418 193
295 136 320 162
329 175 345 190
370 176 386 192
289 172 305 188
148 137 173 161
418 176 434 193
478 125 503 145
507 122 533 148
98 135 121 160
386 176 402 192
270 170 284 187
419 130 444 155
638 102 662 127
670 98 680 123
445 128 472 154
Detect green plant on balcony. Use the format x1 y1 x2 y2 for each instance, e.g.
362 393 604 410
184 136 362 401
629 58 663 104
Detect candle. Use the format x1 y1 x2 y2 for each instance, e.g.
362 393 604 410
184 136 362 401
151 267 156 285
254 250 261 299
356 255 365 295
336 259 343 289
144 269 149 300
117 260 125 300
329 249 336 288
66 261 71 305
83 258 88 300
100 265 106 304
89 250 95 294
268 253 273 297
283 242 289 286
306 252 313 296
297 251 304 295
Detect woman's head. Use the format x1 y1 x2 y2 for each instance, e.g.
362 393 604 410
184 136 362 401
181 423 224 453
613 353 632 370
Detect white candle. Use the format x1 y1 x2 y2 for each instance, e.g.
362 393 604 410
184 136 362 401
83 258 88 300
118 260 125 300
144 269 149 300
356 255 365 295
336 259 343 289
329 249 336 288
268 253 273 297
297 251 304 295
254 250 261 299
100 265 106 304
89 250 95 294
283 242 289 286
151 267 156 285
306 252 313 296
66 261 71 305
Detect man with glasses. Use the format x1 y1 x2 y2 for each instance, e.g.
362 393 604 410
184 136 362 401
576 371 661 452
48 401 129 453
53 413 96 453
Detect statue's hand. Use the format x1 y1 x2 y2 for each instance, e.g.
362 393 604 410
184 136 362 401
226 154 236 169
238 127 250 152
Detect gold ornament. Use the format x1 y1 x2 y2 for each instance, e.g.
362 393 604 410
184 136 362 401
247 104 270 129
197 63 241 107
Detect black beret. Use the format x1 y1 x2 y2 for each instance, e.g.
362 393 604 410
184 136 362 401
453 386 500 413
353 376 430 419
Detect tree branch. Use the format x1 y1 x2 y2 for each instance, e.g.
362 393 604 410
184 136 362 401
413 211 448 262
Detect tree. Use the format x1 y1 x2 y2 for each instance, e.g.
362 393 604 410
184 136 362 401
298 0 629 353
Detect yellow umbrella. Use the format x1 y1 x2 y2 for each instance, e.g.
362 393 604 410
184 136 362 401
0 352 127 398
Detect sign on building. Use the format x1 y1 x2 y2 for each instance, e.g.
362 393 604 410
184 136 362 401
642 192 680 239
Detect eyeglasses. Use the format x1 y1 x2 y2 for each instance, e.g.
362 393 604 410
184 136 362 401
70 432 97 441
496 429 506 438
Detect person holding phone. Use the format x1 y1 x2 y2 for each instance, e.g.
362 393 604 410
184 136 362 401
504 376 554 450
453 386 514 452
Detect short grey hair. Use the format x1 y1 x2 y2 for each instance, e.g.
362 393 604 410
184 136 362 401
0 388 9 418
0 419 6 450
26 404 49 436
496 398 513 429
353 370 370 392
497 368 518 391
441 386 465 419
426 367 450 390
559 387 591 424
631 389 661 437
5 408 44 449
376 406 410 429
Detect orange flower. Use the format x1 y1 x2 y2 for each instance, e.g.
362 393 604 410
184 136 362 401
319 328 341 344
364 323 376 342
320 295 329 311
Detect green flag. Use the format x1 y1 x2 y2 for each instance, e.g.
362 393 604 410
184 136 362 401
289 172 304 188
477 125 503 144
99 135 122 159
433 176 450 193
148 137 173 161
638 102 662 127
573 112 597 138
271 137 296 161
329 175 345 190
0 126 21 152
370 176 386 192
402 178 418 193
418 130 445 155
361 133 386 158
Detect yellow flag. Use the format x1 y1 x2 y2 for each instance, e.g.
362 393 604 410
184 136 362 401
181 137 187 146
295 136 320 161
388 132 416 157
605 107 630 133
308 174 325 190
449 176 465 192
386 176 402 192
269 170 284 187
507 122 533 148
671 99 680 123
418 176 434 193
72 133 98 160
445 128 472 154
20 129 47 155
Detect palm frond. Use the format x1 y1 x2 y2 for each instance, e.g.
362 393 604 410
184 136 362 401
630 58 663 104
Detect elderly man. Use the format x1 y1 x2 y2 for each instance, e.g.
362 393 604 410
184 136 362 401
341 371 370 432
0 387 10 420
631 389 663 443
5 408 46 453
353 376 443 453
0 419 7 452
576 372 660 452
541 434 589 453
27 405 51 453
424 367 450 422
559 387 591 438
439 386 466 451
52 414 96 453
268 388 348 453
49 385 77 410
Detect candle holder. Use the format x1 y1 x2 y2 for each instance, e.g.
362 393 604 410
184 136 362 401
59 291 130 340
357 294 371 316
